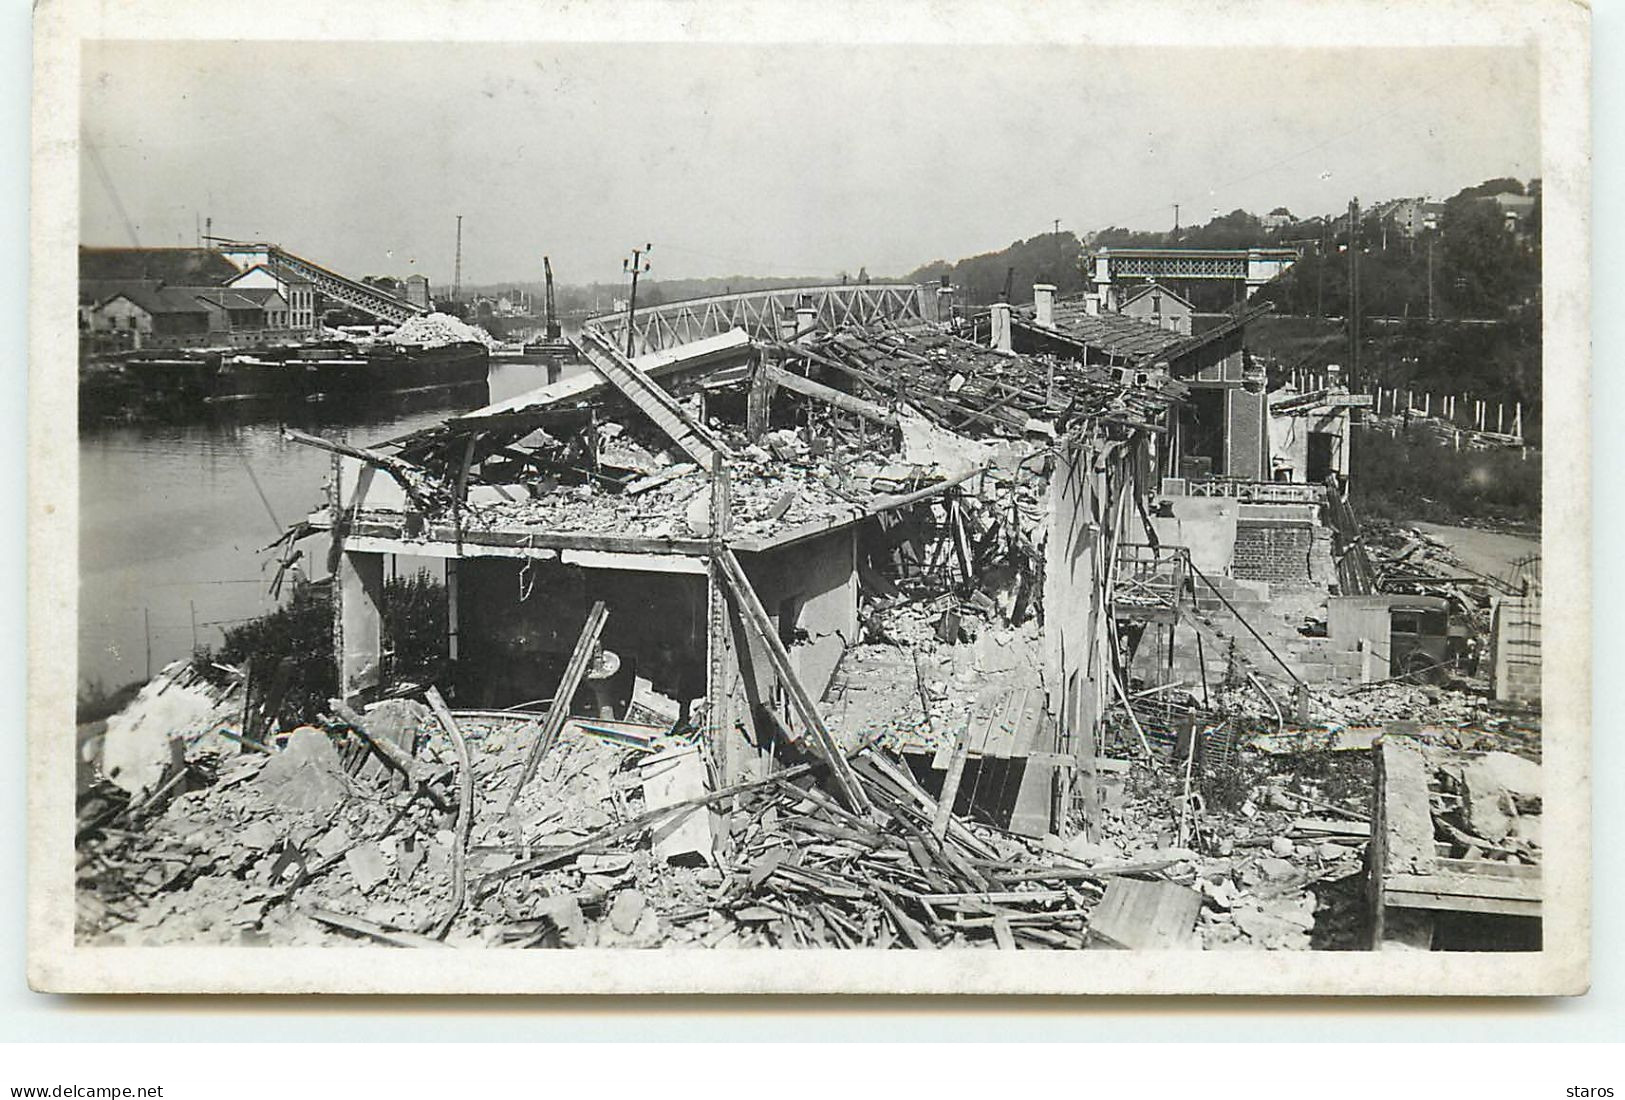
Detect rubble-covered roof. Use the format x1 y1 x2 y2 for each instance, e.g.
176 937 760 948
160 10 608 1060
792 324 1186 436
1038 298 1190 359
308 327 1006 552
1014 296 1272 371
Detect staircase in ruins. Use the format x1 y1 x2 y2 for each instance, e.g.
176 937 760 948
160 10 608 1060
1129 567 1366 696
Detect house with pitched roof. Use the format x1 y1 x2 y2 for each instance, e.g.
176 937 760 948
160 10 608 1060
1118 283 1193 335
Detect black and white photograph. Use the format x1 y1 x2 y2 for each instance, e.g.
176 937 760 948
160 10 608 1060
27 0 1590 995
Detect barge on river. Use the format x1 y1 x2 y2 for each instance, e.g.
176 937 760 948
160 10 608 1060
82 341 491 415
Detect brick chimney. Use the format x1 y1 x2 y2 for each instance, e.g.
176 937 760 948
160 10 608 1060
1033 283 1056 328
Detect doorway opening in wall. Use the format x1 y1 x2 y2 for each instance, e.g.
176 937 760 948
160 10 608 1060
1179 387 1227 478
1308 430 1336 483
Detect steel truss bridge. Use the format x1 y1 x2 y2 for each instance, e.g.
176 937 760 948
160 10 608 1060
1088 247 1300 309
586 283 931 355
217 242 426 324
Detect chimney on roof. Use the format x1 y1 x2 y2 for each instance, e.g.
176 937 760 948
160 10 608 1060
990 301 1013 353
1085 295 1100 316
1033 283 1056 328
795 305 817 342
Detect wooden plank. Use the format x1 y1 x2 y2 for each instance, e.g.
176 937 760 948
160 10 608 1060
1008 717 1062 840
930 725 974 841
916 890 1070 906
1086 879 1202 950
1385 868 1542 904
716 547 873 815
1385 892 1541 918
984 687 1030 760
964 689 1005 757
506 600 610 811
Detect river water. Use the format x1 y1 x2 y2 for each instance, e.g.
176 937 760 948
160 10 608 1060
78 356 587 695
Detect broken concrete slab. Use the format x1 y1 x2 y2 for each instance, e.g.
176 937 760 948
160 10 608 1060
1460 752 1541 842
639 744 713 866
609 888 647 935
344 844 389 894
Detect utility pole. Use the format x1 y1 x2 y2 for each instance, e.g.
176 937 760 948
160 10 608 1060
622 243 652 357
1347 198 1361 385
1427 236 1436 321
1052 218 1061 237
453 215 463 301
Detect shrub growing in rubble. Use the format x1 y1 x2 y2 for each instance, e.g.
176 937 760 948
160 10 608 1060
195 573 448 729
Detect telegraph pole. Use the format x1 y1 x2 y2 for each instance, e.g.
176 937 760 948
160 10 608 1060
1347 198 1361 385
1052 218 1061 237
623 243 652 357
453 215 464 301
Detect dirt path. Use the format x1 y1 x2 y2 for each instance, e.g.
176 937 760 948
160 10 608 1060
1411 521 1540 583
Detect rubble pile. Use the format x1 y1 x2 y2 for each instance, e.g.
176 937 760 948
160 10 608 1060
1425 748 1542 867
385 312 501 350
75 695 1170 949
79 659 1387 951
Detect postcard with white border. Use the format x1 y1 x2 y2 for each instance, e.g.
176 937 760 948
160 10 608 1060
29 0 1590 994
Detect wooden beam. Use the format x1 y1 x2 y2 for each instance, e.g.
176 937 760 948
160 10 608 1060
715 546 873 815
506 600 610 812
337 520 711 558
762 364 899 428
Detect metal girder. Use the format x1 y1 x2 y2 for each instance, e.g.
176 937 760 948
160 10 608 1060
588 283 928 354
266 247 425 323
576 328 730 469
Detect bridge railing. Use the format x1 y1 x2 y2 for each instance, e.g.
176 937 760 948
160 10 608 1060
585 283 930 354
1175 479 1325 504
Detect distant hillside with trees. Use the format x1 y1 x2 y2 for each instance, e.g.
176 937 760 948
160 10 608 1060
897 232 1088 308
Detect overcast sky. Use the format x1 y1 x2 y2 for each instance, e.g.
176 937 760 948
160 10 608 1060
80 41 1539 288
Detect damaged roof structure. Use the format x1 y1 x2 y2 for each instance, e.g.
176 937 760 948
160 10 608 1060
78 278 1540 955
